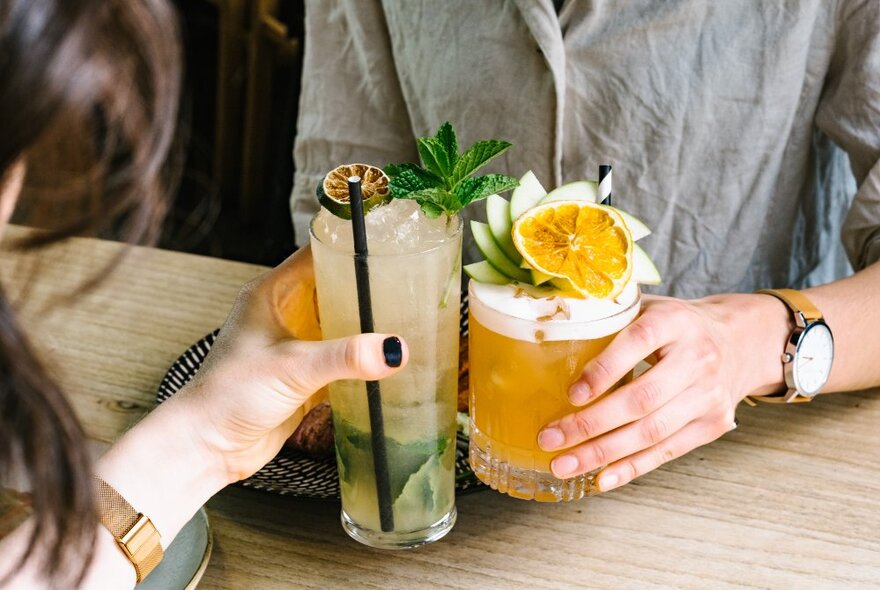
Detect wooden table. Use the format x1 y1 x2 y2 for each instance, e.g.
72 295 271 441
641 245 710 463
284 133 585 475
3 226 880 589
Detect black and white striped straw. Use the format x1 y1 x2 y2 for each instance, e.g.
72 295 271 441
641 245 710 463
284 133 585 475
599 164 612 206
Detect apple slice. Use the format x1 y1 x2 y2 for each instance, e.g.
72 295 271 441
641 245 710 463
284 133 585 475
470 221 531 283
486 194 521 263
509 171 547 222
613 208 651 241
539 180 597 204
531 269 554 285
632 243 661 285
464 261 511 285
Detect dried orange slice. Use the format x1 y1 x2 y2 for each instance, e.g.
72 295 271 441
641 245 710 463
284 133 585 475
512 201 633 299
316 163 391 219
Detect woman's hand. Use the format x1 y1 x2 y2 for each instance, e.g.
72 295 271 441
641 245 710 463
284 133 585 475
171 246 408 484
537 293 790 492
86 246 407 587
91 244 407 576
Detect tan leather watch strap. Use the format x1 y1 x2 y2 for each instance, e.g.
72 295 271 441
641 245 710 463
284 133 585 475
746 391 812 404
755 288 822 322
94 478 163 582
749 288 824 404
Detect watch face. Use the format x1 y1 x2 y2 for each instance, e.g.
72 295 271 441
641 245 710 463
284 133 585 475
794 322 834 396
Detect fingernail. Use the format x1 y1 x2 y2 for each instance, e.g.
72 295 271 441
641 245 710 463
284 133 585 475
382 336 402 367
599 472 619 491
569 382 592 405
537 427 565 450
552 454 579 478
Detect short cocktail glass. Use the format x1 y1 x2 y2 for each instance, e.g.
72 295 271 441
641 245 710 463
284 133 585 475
468 280 641 502
310 200 462 548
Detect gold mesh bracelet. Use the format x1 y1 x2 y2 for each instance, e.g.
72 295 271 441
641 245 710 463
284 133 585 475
94 477 163 583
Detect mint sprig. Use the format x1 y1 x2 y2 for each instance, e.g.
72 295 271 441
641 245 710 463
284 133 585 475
384 122 518 218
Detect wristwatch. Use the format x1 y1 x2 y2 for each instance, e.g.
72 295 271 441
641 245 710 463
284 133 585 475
94 478 163 583
749 288 834 403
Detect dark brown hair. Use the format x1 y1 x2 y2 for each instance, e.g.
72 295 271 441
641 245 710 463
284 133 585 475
0 0 181 585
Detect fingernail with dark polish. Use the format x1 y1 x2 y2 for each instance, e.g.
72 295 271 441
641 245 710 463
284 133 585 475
383 336 402 367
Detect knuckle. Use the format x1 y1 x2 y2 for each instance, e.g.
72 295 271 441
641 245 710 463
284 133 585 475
657 443 677 465
282 340 307 359
707 395 734 420
572 412 597 441
713 409 737 437
586 442 608 467
642 416 669 445
621 459 639 483
702 385 724 406
723 408 737 426
275 343 315 390
344 337 362 372
662 299 690 319
628 319 658 349
629 380 664 415
694 342 722 367
587 356 614 386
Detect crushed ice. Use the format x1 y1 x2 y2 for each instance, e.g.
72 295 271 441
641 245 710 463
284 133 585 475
312 200 456 255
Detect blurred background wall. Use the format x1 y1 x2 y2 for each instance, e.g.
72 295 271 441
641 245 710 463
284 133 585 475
164 0 303 265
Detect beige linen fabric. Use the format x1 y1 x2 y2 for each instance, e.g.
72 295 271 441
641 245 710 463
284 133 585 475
291 0 879 298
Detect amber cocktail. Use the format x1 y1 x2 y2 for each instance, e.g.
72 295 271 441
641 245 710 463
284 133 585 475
468 281 640 502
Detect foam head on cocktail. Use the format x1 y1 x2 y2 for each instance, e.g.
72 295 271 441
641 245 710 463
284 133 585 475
465 170 661 502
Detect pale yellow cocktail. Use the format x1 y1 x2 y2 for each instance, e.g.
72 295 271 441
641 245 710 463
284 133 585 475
311 199 461 548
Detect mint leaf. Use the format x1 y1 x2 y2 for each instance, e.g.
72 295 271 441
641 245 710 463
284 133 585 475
392 455 444 529
388 167 442 198
454 174 519 207
385 123 514 216
403 187 450 204
333 417 451 508
385 164 442 188
383 163 409 177
419 201 445 218
404 188 457 218
416 123 459 181
418 138 455 180
448 140 512 189
385 162 432 179
435 122 458 169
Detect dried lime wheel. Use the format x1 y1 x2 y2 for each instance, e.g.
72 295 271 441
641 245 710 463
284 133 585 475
316 163 391 219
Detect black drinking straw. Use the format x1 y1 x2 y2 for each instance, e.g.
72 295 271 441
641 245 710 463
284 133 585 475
599 164 612 206
348 176 395 532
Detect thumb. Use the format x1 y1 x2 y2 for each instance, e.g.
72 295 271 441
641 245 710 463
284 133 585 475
286 333 409 392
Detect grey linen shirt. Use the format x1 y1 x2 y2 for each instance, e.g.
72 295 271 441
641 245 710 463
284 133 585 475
291 0 880 298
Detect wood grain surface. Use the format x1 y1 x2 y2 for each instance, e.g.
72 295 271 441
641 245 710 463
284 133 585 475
2 225 879 589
